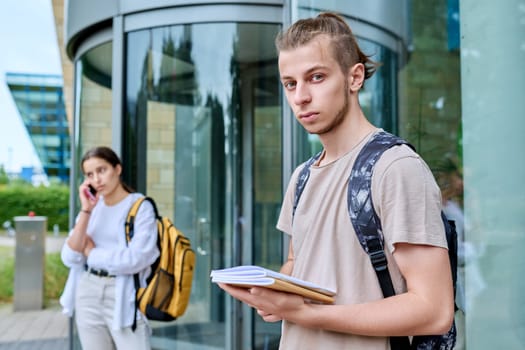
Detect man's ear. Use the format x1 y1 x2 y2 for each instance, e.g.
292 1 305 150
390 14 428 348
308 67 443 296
348 63 365 92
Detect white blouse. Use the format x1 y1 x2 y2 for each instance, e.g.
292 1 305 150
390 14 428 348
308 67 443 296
60 192 160 330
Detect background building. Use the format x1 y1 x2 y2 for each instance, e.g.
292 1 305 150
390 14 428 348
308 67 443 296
5 72 70 184
52 0 525 349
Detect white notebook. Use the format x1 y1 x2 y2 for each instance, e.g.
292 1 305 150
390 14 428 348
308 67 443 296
210 265 336 304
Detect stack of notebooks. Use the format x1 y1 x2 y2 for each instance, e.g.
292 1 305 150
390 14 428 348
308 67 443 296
210 265 336 304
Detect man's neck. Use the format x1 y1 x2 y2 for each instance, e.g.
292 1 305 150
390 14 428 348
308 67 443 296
317 112 376 165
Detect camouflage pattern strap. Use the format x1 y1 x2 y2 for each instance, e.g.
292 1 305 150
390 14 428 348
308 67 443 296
347 131 413 350
347 131 411 258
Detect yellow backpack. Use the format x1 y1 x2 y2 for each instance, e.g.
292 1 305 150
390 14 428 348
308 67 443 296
125 196 195 330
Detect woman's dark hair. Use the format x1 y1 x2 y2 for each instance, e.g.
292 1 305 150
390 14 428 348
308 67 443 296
275 12 380 80
81 146 135 193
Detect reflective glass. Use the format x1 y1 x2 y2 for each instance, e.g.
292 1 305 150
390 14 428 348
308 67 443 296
73 41 113 205
6 73 70 182
125 22 282 349
75 41 113 155
398 2 465 346
72 40 113 350
460 1 525 349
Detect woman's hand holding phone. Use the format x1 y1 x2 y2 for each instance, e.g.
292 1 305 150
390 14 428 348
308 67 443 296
85 185 97 201
80 182 98 210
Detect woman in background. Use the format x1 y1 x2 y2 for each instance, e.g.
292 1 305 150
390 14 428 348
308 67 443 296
60 146 159 350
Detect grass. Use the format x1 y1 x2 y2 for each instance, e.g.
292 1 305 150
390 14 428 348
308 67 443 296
0 239 69 306
0 246 14 303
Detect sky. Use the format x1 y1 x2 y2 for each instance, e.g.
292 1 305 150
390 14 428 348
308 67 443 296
0 0 62 173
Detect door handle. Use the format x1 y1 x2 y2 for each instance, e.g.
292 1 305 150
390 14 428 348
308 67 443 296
197 217 210 255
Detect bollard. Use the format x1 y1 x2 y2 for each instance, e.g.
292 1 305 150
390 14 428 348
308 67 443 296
13 216 47 311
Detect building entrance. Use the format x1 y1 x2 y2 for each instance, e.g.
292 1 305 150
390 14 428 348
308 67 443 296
124 21 283 349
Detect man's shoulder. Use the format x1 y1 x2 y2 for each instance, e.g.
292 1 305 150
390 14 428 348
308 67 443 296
374 142 421 170
381 140 418 159
371 143 434 189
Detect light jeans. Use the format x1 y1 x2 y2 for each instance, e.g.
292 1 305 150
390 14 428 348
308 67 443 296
75 272 151 350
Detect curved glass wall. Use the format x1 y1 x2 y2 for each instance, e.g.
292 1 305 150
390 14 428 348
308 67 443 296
124 22 282 349
71 40 114 350
359 40 398 134
74 41 113 158
73 41 113 199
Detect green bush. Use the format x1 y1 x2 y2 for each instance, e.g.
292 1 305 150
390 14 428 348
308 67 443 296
0 184 69 231
0 166 8 185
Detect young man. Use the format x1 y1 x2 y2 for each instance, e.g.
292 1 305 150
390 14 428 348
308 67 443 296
219 12 454 349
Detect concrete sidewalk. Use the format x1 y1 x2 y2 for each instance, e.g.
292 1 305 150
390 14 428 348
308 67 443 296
0 235 69 349
0 302 69 349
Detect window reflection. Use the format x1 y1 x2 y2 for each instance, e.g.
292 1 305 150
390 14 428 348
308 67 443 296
74 40 113 216
359 40 398 134
76 41 113 154
125 22 282 349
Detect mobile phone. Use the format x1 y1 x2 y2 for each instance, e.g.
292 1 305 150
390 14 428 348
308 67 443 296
85 185 97 200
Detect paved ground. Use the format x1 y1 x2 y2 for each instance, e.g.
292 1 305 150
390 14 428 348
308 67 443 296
0 303 69 350
0 234 65 253
0 235 70 350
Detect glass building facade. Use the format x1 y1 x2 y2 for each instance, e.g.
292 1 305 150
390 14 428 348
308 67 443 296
60 0 525 349
5 73 70 183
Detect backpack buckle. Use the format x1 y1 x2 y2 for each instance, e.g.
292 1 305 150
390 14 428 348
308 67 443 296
369 250 388 271
366 237 388 272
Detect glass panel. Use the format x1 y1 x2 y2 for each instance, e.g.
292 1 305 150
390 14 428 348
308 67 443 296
75 41 113 161
460 1 525 349
358 40 398 134
6 74 70 183
126 25 227 348
73 41 113 204
72 40 113 350
125 22 281 350
252 61 282 349
398 5 462 168
401 1 464 347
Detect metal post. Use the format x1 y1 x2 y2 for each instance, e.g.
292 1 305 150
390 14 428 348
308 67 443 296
13 216 47 311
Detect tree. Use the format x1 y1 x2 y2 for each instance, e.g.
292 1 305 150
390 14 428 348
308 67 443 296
0 165 8 185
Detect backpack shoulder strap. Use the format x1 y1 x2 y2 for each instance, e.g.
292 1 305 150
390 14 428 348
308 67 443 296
125 196 160 243
348 131 412 250
348 131 413 350
124 195 160 332
348 131 412 290
293 151 323 220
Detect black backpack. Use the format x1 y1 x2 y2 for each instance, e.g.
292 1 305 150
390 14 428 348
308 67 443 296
293 131 457 350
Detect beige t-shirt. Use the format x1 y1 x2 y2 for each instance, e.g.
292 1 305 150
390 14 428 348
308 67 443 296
276 131 447 350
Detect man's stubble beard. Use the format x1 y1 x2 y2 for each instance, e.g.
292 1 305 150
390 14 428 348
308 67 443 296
312 81 350 136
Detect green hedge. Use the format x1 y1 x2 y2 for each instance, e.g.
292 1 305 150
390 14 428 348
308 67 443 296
0 185 69 231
